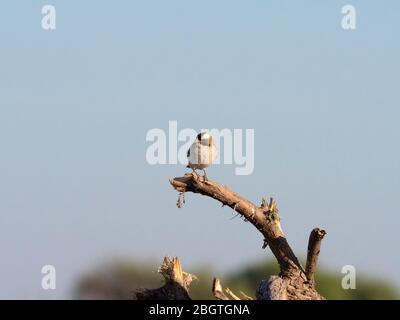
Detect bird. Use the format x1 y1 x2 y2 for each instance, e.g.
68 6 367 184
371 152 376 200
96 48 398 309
187 132 218 180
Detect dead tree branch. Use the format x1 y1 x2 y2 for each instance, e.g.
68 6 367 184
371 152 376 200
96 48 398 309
212 277 253 300
135 257 196 300
305 228 327 286
169 173 326 300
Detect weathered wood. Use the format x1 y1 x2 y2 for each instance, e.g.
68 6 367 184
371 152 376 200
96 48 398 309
169 173 326 300
305 228 327 286
212 278 231 300
135 257 195 300
170 174 302 276
257 276 288 300
212 277 253 300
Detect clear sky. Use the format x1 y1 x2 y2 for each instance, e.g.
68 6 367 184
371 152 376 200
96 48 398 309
0 1 399 298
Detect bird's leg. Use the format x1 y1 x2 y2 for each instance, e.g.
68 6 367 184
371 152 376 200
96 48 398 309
191 168 199 180
202 169 208 181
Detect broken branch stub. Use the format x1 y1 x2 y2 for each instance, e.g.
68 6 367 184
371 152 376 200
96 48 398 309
212 277 253 300
305 228 327 286
135 257 196 300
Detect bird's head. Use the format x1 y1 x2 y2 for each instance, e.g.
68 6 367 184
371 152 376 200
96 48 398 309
197 132 213 146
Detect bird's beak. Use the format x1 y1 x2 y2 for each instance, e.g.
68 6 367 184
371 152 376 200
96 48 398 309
209 137 212 147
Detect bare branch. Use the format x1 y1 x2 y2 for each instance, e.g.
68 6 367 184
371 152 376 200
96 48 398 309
212 278 230 300
305 228 327 286
212 278 252 300
168 173 327 300
170 173 302 276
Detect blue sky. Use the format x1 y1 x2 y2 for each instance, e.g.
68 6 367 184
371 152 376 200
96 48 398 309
0 1 399 298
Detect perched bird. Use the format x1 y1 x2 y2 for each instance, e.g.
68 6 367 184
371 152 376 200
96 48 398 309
187 132 218 180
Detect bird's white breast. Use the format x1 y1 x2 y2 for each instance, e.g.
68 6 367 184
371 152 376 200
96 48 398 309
188 141 217 169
